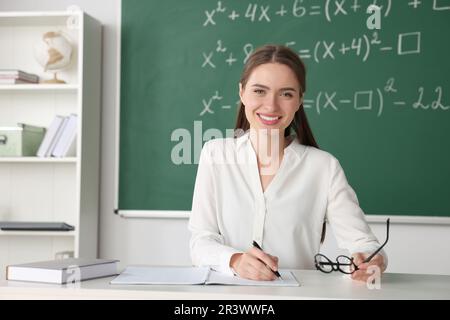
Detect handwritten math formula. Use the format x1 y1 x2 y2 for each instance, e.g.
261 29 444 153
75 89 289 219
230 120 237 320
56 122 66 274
202 31 421 67
197 0 450 119
203 0 449 26
199 78 449 118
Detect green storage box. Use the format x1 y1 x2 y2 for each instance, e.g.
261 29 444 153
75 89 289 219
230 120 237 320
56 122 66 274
0 124 46 157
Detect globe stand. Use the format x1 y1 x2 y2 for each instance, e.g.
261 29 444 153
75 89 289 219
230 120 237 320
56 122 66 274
42 72 66 84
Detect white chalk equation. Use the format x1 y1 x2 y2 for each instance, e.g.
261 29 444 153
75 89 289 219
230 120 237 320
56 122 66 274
198 78 449 118
201 31 421 67
199 90 237 116
203 0 449 26
409 0 450 10
303 84 450 117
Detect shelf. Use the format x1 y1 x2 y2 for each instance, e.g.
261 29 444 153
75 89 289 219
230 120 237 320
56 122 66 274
0 84 79 93
0 11 80 27
0 157 77 163
0 230 76 237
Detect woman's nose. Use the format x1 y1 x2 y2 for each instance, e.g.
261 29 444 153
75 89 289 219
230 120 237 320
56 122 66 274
263 94 280 110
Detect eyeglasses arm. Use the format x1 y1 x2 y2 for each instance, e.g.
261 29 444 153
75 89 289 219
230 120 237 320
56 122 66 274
363 218 390 263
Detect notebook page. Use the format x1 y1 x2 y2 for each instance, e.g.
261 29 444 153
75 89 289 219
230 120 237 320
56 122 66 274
110 266 210 285
206 270 300 286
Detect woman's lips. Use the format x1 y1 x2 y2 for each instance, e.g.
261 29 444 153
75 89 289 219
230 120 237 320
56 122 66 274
257 113 282 125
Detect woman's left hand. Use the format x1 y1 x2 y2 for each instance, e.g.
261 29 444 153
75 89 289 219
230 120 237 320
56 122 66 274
350 252 386 282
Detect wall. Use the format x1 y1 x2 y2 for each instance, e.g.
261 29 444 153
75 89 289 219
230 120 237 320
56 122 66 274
1 0 449 276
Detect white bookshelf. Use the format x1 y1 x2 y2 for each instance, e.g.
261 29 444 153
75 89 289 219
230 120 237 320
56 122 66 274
0 157 77 163
0 230 76 237
0 10 101 280
0 84 79 92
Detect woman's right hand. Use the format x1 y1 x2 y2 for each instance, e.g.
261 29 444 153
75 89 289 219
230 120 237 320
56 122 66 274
229 248 279 281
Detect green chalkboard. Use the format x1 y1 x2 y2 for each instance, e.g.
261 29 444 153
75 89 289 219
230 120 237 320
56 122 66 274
119 0 450 216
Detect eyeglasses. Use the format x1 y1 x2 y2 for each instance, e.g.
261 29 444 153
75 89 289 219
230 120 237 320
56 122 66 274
314 218 390 274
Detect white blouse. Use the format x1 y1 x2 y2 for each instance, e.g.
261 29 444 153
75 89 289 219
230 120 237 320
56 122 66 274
188 132 385 275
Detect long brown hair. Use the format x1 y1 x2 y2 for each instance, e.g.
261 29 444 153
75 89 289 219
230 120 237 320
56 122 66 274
234 44 326 243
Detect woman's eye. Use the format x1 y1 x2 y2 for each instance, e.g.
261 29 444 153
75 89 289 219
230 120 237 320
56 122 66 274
281 91 293 98
254 89 265 95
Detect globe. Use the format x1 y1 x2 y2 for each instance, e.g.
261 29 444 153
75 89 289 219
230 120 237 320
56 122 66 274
34 31 73 84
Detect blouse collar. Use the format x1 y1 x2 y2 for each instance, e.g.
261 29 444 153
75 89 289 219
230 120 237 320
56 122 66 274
235 130 307 160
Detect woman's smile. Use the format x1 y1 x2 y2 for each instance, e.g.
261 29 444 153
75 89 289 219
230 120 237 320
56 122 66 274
257 113 282 125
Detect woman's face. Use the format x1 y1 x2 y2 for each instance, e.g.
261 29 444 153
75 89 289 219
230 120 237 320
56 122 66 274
239 62 302 133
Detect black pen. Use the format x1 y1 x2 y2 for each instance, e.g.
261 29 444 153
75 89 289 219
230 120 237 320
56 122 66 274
252 241 282 280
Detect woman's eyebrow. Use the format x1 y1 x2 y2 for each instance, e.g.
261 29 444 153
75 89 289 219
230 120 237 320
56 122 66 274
251 84 297 91
251 84 270 89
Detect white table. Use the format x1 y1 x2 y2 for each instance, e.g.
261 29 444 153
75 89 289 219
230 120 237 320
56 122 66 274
1 270 449 300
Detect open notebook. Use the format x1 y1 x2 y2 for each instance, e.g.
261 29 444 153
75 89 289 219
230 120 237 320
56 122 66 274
110 266 299 287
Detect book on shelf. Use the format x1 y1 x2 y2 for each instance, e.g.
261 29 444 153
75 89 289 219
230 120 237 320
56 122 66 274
36 115 65 157
0 78 38 84
52 114 77 157
37 114 77 158
46 116 69 156
0 69 39 83
0 221 75 231
6 258 119 284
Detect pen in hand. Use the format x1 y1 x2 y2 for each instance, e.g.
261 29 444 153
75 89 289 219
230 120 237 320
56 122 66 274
252 241 282 280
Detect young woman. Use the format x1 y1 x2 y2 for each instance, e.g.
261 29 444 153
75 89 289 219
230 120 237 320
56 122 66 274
189 45 386 282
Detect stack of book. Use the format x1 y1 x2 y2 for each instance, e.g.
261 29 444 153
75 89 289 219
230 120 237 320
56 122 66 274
0 69 39 84
37 114 77 157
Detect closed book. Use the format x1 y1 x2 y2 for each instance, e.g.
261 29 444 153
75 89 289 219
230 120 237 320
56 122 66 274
6 258 119 284
0 78 38 84
46 116 69 157
0 70 39 82
52 114 77 157
36 115 65 157
0 221 74 231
